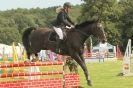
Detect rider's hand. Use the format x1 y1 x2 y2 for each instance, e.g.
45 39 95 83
70 25 75 28
66 26 71 29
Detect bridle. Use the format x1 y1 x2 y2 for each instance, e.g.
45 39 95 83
76 29 90 37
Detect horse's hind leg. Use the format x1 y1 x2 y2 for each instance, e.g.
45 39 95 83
72 52 92 86
30 45 41 62
35 53 38 57
26 52 31 60
35 53 40 61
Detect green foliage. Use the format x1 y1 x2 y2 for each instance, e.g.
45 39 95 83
0 5 81 45
121 1 133 34
70 5 82 23
79 0 122 46
0 27 21 45
118 0 133 51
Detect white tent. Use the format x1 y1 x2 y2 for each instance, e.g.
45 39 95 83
92 42 116 58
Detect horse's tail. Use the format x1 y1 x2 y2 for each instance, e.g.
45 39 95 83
22 27 36 53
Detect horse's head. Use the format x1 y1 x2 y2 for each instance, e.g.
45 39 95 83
90 19 107 43
75 19 107 43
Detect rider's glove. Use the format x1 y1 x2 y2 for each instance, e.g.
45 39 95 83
70 25 75 28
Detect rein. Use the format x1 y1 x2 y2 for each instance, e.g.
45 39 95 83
76 29 90 37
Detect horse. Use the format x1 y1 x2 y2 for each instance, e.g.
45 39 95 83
22 19 107 86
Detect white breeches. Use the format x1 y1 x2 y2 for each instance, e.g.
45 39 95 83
53 26 63 40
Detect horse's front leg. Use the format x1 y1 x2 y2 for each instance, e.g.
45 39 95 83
71 52 92 86
30 53 40 62
79 54 85 63
34 53 40 61
79 47 85 63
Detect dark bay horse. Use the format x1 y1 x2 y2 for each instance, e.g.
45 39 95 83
22 19 107 86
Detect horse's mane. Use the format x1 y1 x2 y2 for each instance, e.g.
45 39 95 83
75 20 96 28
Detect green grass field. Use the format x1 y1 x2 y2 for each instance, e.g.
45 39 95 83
79 61 133 88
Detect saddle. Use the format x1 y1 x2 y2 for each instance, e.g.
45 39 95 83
48 29 67 42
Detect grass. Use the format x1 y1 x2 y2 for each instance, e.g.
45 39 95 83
79 61 133 88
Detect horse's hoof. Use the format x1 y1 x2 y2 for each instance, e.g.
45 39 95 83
24 60 30 64
87 80 92 86
32 58 39 62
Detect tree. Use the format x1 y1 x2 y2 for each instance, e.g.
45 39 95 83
0 27 21 45
0 5 82 44
119 0 133 51
79 0 122 45
14 14 36 33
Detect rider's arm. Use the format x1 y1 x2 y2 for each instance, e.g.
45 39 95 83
66 15 75 25
59 12 71 27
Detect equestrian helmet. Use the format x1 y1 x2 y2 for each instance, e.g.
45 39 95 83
63 2 72 8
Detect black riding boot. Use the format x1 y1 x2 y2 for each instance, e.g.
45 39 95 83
56 39 62 53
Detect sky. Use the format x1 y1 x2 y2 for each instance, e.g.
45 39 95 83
0 0 83 11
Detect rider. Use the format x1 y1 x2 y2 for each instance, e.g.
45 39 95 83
52 2 75 52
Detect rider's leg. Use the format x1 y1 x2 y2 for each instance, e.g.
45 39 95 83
53 26 63 52
53 26 63 40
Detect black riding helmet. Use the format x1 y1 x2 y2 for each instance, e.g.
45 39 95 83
63 2 72 8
